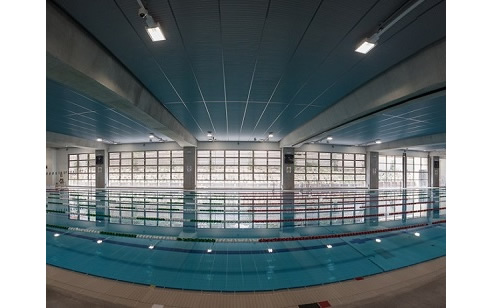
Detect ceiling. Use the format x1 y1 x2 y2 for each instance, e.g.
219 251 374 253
47 0 446 144
314 94 446 146
46 79 171 144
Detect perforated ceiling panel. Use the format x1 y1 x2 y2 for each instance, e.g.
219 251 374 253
46 79 170 144
49 0 446 143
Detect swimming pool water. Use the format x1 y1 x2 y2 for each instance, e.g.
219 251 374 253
46 188 446 291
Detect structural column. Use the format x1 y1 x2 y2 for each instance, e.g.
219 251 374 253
431 156 440 219
367 152 379 226
183 147 197 233
95 149 108 226
281 148 295 231
402 152 407 223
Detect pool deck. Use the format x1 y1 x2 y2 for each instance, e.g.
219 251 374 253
46 256 445 307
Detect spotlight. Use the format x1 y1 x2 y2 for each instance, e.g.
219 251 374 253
268 248 273 253
375 238 381 243
355 39 376 54
54 233 60 237
149 134 154 139
375 139 382 144
327 136 333 141
148 245 155 249
207 131 213 137
97 239 103 244
414 232 420 237
326 244 332 249
96 138 102 142
146 24 166 41
138 1 166 41
207 249 212 253
268 132 274 138
355 0 424 54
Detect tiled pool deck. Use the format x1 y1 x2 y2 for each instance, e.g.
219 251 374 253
47 256 445 307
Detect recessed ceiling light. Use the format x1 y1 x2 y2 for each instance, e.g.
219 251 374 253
96 239 103 244
148 245 155 249
414 232 420 237
326 244 332 249
375 139 382 144
327 136 333 141
207 249 212 253
54 233 60 237
268 132 274 138
355 39 376 54
146 24 166 41
96 138 102 142
268 248 273 253
375 238 381 243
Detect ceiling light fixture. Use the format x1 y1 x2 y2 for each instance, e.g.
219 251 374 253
137 0 166 42
96 137 118 144
207 131 213 137
355 0 425 54
54 233 60 237
327 136 333 141
375 238 381 243
414 232 420 237
207 249 212 253
268 248 273 253
375 139 382 144
268 132 274 138
97 239 103 244
355 39 376 54
147 133 165 143
326 244 332 249
148 245 155 249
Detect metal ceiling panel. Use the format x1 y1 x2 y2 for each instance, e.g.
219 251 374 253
318 95 446 146
46 79 170 143
50 0 445 144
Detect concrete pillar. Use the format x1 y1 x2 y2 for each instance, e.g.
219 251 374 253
281 148 295 231
95 149 106 189
367 152 379 190
95 149 108 227
431 156 440 219
282 148 295 190
365 152 379 226
431 156 440 188
402 153 407 223
182 147 196 233
183 147 196 190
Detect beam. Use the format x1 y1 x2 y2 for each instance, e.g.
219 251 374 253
280 39 445 148
46 131 108 150
46 1 197 147
366 133 446 152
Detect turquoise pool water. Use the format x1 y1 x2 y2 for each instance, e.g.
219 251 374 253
46 188 446 291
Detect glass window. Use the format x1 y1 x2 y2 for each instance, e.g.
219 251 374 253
379 154 404 189
108 150 184 187
294 151 366 188
407 155 429 188
197 150 280 188
67 152 96 187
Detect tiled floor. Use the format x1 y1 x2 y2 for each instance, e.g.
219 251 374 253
47 257 445 307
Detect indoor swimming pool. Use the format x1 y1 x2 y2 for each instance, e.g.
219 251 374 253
46 187 446 291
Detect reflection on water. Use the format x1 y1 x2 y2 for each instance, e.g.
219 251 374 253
46 188 446 237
